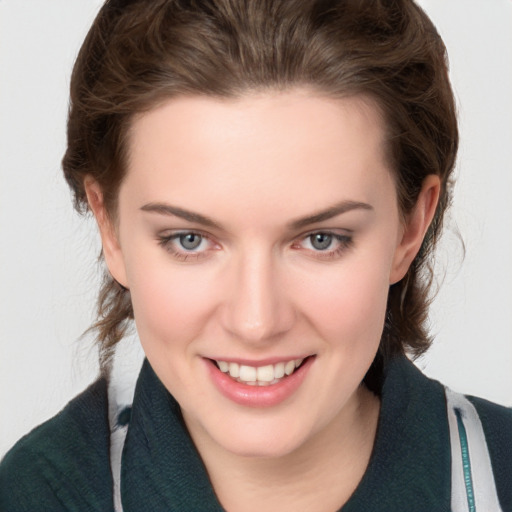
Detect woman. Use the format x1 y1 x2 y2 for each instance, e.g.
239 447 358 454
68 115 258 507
1 0 511 511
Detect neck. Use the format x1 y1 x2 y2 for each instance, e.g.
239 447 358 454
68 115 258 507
185 385 380 512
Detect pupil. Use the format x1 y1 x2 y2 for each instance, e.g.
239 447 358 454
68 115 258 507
311 233 332 250
180 233 202 250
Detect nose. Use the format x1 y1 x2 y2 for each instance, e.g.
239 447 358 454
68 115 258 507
220 249 295 344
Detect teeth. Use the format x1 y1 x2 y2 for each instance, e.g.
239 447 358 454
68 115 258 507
284 360 296 376
228 362 239 378
218 361 229 372
256 365 274 382
239 365 257 382
274 362 285 379
215 358 305 384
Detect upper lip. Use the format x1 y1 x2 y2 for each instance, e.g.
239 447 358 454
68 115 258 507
206 355 314 367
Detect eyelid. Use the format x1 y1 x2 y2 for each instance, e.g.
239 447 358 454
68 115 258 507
157 229 220 261
157 227 353 262
292 228 353 244
292 229 354 259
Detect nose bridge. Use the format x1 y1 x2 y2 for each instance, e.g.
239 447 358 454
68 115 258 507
222 246 294 343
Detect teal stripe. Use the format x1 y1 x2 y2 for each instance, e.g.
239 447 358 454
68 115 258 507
455 408 476 512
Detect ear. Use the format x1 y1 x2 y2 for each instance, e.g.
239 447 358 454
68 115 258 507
84 176 129 288
389 174 441 285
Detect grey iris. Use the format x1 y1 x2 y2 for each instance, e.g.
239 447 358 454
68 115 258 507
310 233 332 250
180 233 202 250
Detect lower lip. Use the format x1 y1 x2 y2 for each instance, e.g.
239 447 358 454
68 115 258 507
205 357 315 408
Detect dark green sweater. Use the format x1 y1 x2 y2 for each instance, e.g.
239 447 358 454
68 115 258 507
1 356 511 511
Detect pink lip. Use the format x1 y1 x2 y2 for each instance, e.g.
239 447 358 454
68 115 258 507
204 356 315 408
205 355 311 367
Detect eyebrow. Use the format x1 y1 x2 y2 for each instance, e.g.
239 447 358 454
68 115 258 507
140 199 373 230
287 200 374 230
140 203 222 229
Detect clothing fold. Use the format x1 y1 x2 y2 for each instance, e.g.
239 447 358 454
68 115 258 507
1 355 511 511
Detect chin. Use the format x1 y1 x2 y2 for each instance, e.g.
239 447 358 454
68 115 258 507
217 431 308 459
190 409 319 460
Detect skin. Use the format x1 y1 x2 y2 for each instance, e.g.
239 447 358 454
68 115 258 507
86 90 440 511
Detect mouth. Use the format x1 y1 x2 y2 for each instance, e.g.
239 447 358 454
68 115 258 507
211 357 311 387
206 355 315 407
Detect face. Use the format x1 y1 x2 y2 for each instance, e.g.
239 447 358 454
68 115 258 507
90 90 433 459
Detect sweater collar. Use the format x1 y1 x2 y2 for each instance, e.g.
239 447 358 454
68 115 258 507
342 356 451 511
121 359 223 511
121 356 450 511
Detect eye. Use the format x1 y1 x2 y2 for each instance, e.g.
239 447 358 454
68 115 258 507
293 231 353 260
178 233 203 250
157 231 217 261
309 233 334 251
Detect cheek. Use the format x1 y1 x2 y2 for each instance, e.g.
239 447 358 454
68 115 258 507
125 250 218 345
294 257 391 345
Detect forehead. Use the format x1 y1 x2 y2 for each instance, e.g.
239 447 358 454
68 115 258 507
122 90 395 222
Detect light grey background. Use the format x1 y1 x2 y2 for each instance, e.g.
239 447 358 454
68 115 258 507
1 0 511 458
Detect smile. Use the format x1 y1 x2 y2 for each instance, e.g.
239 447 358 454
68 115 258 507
206 356 315 407
214 358 305 386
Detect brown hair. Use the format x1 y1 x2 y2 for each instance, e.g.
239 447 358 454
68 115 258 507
63 0 458 373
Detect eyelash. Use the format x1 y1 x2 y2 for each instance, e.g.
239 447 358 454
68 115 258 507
157 230 353 262
292 232 353 260
157 232 215 262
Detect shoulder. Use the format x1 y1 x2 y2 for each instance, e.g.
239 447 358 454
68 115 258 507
406 359 512 509
0 377 114 512
467 393 512 435
467 394 512 510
